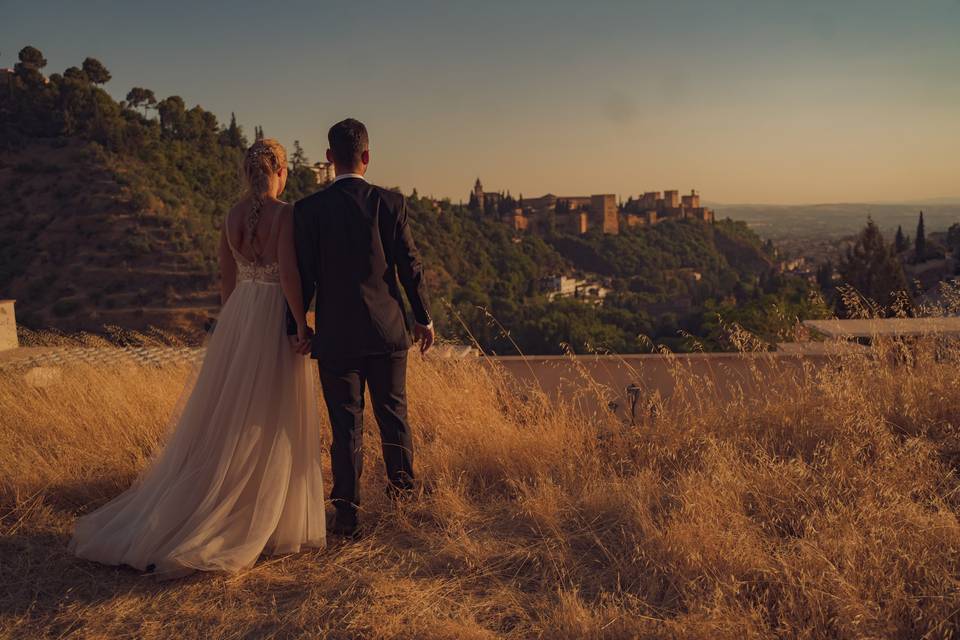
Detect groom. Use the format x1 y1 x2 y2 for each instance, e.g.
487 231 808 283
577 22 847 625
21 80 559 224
287 118 434 537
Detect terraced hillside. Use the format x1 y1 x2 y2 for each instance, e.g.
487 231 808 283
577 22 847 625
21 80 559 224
0 140 219 336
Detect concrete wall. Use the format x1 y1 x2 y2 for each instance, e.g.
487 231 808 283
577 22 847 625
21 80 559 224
0 301 18 351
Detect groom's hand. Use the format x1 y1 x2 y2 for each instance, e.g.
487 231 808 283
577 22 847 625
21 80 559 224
413 323 434 354
288 335 309 354
289 324 314 355
296 324 314 355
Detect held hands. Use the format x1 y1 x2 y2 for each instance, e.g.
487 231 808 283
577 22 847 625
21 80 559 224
413 323 435 354
289 322 314 356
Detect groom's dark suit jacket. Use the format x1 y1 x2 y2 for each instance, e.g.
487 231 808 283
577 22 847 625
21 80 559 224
287 177 431 359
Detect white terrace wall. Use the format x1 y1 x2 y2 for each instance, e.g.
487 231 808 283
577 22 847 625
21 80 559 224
0 301 18 351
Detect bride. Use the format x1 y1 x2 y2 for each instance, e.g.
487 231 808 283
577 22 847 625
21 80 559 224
69 139 326 578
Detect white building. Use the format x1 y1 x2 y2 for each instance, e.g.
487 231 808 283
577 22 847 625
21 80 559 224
543 276 580 300
309 162 335 186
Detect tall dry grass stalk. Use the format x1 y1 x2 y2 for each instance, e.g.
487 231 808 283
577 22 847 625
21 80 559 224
2 324 960 638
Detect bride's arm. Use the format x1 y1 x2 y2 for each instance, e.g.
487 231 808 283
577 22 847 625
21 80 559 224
278 204 308 336
218 224 237 305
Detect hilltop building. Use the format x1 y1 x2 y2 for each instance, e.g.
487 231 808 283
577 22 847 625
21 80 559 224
622 189 714 226
469 180 714 236
310 161 336 186
470 178 503 213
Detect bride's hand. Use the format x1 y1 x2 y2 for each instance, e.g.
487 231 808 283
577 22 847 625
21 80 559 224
295 322 314 355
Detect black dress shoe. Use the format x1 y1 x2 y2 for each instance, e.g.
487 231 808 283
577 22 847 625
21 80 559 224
330 512 359 539
385 479 415 501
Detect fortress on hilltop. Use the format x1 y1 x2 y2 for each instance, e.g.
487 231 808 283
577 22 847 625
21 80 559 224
621 190 715 228
469 180 715 236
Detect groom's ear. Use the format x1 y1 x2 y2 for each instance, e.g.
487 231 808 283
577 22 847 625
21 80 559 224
361 149 370 166
325 149 334 164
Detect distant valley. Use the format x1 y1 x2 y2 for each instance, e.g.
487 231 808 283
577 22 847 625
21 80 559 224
717 202 960 241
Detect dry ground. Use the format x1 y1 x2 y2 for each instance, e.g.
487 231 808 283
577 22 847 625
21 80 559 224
2 331 960 639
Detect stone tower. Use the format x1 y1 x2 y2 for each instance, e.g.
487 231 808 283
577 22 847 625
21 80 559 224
590 194 619 234
473 178 485 211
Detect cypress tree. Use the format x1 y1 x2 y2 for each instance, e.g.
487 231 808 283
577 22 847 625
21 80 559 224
894 225 907 254
915 211 926 260
227 112 243 147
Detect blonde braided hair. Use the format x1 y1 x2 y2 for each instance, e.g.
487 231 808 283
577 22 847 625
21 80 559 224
241 138 287 263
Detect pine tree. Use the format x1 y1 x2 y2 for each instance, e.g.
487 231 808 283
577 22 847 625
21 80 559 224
81 57 111 84
915 211 926 260
17 46 47 70
126 87 157 116
838 217 909 314
15 45 47 84
291 140 308 170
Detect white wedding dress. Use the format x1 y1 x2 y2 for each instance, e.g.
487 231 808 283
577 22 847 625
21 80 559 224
69 211 326 578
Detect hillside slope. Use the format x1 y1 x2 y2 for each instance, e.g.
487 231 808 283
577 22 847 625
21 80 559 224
0 140 219 335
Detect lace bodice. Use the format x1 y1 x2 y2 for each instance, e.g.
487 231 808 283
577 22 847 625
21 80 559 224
233 251 281 284
225 204 284 285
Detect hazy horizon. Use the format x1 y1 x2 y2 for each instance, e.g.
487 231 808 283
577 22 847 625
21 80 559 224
4 1 958 205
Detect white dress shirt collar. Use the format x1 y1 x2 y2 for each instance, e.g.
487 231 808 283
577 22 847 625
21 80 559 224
332 173 367 184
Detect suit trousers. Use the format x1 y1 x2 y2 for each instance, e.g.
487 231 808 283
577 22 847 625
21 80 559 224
317 350 414 515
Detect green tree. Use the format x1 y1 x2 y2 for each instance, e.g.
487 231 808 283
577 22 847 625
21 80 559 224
14 46 48 84
914 210 926 261
947 223 960 256
291 139 308 170
225 112 244 147
81 57 111 84
63 66 87 82
838 217 909 314
17 45 47 69
157 95 186 134
125 87 157 116
894 225 908 254
816 260 834 293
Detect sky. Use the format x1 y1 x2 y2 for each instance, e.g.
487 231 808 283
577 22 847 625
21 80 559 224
3 0 959 204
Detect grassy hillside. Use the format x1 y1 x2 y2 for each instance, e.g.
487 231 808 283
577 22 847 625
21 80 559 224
3 331 960 637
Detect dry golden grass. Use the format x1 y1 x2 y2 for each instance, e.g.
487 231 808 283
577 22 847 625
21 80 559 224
3 329 960 639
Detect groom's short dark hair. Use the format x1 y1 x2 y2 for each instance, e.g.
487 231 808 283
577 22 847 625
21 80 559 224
328 118 369 168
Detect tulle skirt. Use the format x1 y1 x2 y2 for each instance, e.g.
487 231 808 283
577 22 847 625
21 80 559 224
69 280 326 578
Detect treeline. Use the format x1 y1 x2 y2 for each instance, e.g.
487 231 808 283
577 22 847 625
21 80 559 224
1 46 318 263
817 212 960 317
405 192 826 353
